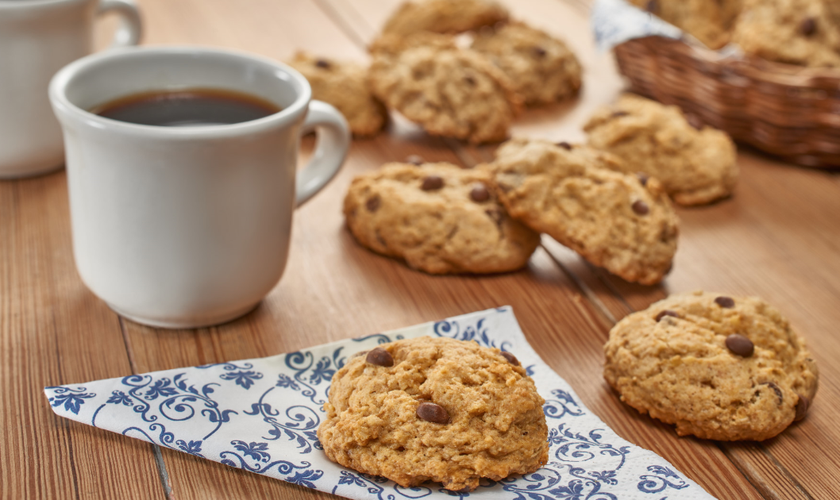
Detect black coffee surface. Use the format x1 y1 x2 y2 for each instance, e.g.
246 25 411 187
91 88 281 126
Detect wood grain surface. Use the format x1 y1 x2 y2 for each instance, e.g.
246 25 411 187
2 0 838 499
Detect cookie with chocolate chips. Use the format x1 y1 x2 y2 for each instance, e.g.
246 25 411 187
584 94 738 206
380 0 509 37
485 138 679 285
318 336 548 492
368 33 520 144
604 290 819 441
471 21 582 106
732 0 840 67
343 162 540 274
288 52 387 136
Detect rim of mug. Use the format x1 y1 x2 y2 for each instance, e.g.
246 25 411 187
49 45 313 139
0 0 90 11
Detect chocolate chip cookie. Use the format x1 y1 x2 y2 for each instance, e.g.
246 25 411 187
584 94 738 206
381 0 509 37
318 336 548 491
368 33 519 144
604 291 819 441
343 161 540 274
471 21 582 106
486 138 678 285
288 52 387 137
732 0 840 67
630 0 742 50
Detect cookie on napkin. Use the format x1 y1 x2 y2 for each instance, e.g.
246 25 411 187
318 336 549 492
343 161 540 274
604 290 819 441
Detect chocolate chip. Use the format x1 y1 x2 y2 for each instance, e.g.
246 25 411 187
501 351 520 366
315 59 331 69
366 196 380 212
636 172 649 186
470 184 490 202
794 393 810 421
365 347 394 367
632 200 649 215
655 310 679 322
421 175 444 191
611 110 629 118
762 382 784 405
416 402 449 424
532 46 547 57
405 154 425 166
464 75 476 86
645 0 657 12
714 296 735 308
556 141 573 150
800 17 817 36
725 334 754 357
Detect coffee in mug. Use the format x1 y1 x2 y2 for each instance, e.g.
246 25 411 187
91 88 282 127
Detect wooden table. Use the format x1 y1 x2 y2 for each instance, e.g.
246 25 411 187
2 0 839 498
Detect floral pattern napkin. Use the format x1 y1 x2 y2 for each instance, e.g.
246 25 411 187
45 306 715 499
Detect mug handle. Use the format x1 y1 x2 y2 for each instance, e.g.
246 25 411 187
296 100 351 206
97 0 143 48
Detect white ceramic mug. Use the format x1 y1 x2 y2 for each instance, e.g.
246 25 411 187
49 46 351 328
0 0 141 178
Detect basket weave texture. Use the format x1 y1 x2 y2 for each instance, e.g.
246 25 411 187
614 36 840 168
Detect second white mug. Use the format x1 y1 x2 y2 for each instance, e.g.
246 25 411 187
0 0 142 178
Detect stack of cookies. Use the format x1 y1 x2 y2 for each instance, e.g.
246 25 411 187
290 0 583 142
343 92 739 283
632 0 840 67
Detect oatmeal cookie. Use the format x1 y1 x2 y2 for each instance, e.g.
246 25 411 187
584 94 738 206
604 291 819 441
368 33 519 144
630 0 742 50
732 0 840 67
318 336 549 491
343 161 539 274
288 53 387 137
471 21 582 106
381 0 509 37
487 138 678 285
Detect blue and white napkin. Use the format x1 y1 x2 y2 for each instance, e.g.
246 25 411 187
45 306 714 499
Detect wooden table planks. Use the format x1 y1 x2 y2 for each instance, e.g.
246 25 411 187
1 0 839 499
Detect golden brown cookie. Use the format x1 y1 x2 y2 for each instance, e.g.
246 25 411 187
471 21 582 106
732 0 840 67
630 0 742 49
584 94 738 206
381 0 509 37
288 52 387 137
343 161 540 274
318 336 549 491
368 33 519 144
487 138 678 285
604 291 819 441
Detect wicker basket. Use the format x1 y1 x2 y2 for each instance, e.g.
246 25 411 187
614 36 840 168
